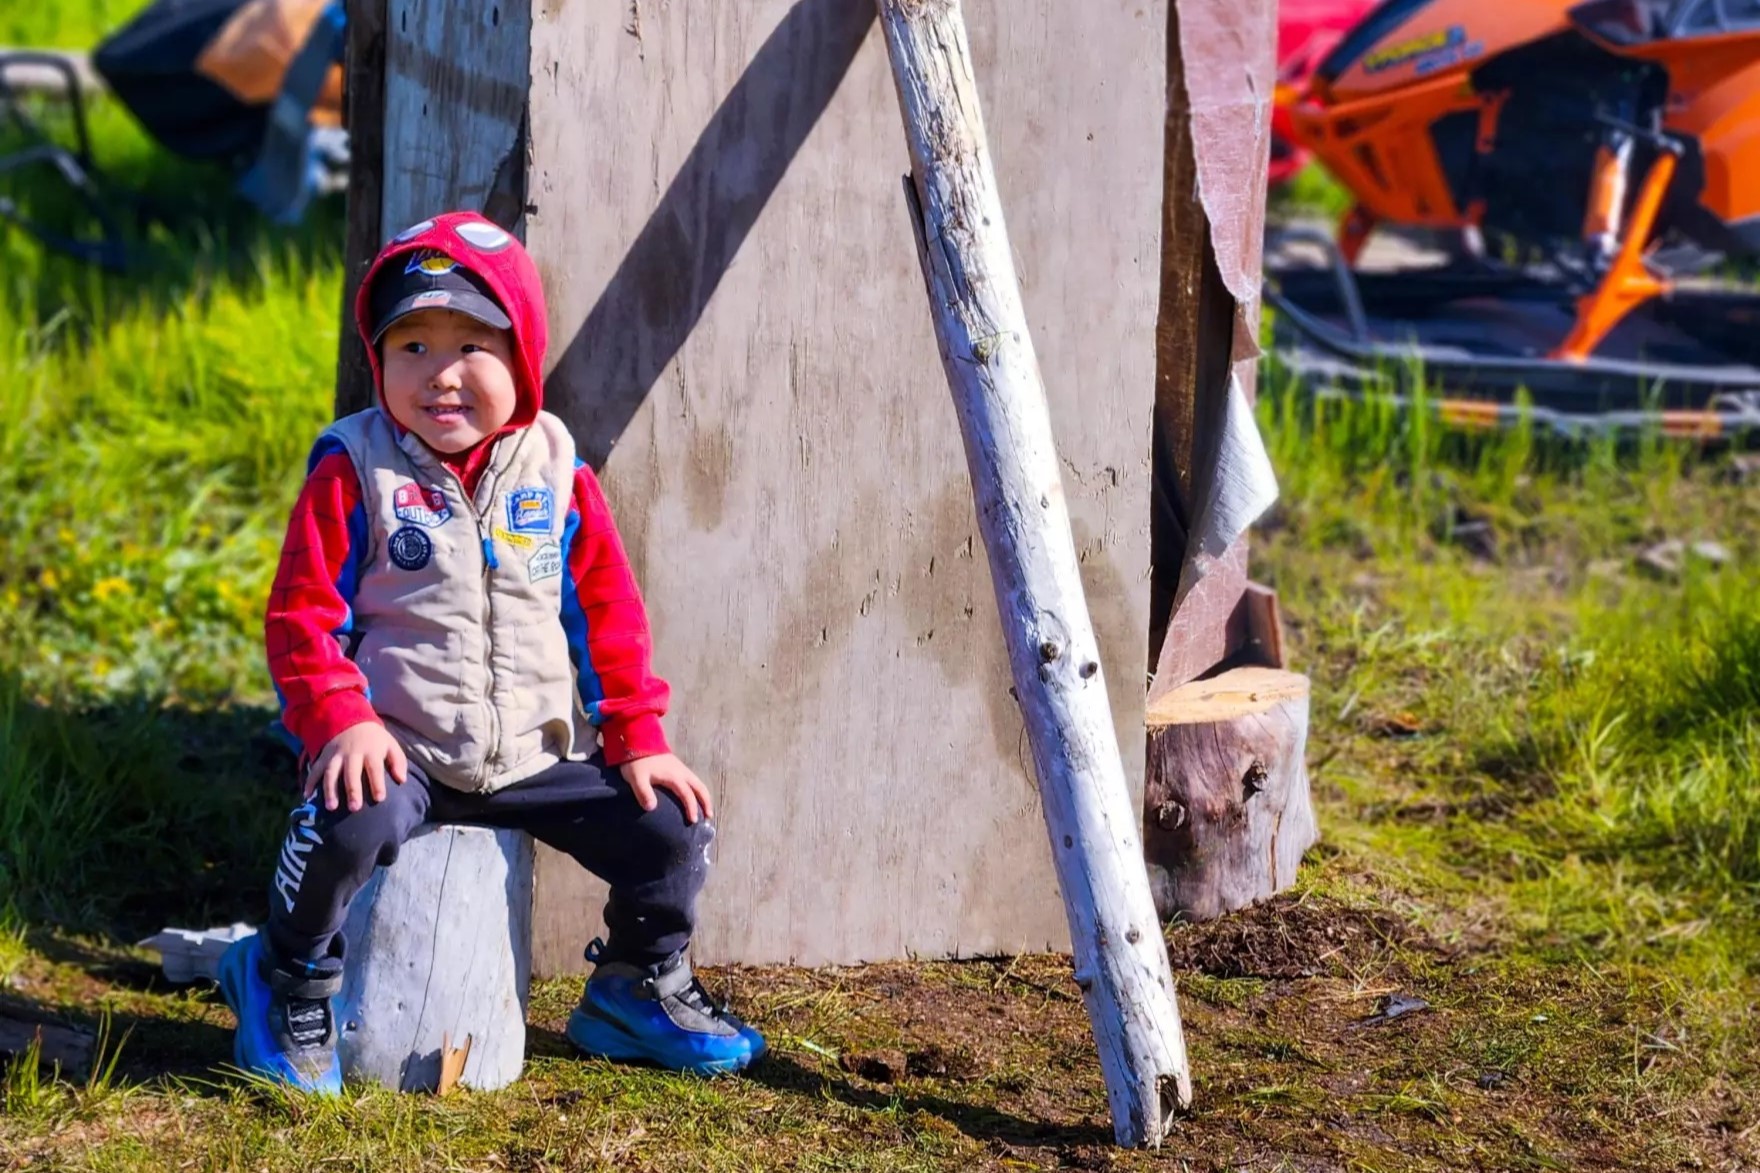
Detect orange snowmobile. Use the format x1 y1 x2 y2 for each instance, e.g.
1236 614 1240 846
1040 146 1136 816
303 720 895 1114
1267 0 1760 428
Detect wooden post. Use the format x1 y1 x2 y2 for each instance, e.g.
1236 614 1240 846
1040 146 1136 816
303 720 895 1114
878 0 1189 1148
1142 0 1317 922
334 0 528 418
334 824 534 1093
333 0 387 418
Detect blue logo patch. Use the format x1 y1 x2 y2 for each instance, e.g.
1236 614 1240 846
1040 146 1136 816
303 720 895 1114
404 248 457 276
388 525 433 571
506 487 554 534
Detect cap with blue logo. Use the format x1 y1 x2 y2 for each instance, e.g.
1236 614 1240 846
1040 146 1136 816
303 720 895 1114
367 247 513 343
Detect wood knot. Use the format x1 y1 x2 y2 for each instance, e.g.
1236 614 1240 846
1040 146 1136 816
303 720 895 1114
1242 759 1269 799
1125 927 1141 944
1153 800 1187 831
1079 661 1098 679
1039 640 1062 663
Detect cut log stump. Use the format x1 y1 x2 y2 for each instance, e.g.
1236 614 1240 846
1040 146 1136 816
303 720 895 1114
1145 667 1318 922
335 824 534 1093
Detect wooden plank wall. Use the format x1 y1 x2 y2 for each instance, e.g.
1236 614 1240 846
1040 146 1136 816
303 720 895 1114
1147 0 1278 697
337 0 530 416
364 0 1166 971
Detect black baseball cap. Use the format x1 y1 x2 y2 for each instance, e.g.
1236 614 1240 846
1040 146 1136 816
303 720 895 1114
368 248 513 342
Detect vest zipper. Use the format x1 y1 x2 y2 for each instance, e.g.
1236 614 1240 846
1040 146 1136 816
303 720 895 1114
430 459 504 792
472 470 504 791
407 429 529 791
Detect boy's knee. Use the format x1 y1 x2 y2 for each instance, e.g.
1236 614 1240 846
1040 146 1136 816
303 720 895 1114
306 792 422 869
632 801 715 873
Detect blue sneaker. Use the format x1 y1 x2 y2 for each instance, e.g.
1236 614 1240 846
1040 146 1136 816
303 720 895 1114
566 939 766 1075
216 934 344 1095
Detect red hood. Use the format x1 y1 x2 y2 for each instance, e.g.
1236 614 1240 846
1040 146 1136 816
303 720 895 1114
353 211 548 432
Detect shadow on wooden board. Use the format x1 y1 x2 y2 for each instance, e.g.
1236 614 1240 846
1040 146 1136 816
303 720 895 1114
549 0 877 470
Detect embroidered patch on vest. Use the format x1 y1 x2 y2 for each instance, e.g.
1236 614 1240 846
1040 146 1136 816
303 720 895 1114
528 541 562 583
388 525 433 571
506 487 554 533
493 526 534 550
392 482 451 527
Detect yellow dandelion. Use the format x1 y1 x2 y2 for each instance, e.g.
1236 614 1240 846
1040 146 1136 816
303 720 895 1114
92 577 131 602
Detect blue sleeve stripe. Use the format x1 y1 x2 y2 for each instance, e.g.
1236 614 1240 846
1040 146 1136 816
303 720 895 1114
333 498 367 639
559 500 606 724
311 433 366 667
306 433 347 475
269 681 303 757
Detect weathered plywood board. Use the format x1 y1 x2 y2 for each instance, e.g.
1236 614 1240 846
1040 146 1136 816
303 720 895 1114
522 0 1164 971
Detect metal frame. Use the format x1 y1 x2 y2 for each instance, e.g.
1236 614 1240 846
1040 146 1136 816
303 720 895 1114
1264 225 1760 437
0 51 128 271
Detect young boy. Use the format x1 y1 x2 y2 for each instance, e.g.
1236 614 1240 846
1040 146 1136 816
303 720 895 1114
218 210 765 1093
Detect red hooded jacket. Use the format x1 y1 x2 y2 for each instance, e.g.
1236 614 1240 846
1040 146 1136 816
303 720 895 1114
264 211 671 767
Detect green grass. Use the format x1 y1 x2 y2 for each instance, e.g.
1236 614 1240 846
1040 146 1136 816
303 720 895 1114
0 2 139 47
0 43 344 928
3 20 1760 1173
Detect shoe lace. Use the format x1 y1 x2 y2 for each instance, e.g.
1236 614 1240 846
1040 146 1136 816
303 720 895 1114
282 995 333 1048
668 976 730 1021
584 937 731 1020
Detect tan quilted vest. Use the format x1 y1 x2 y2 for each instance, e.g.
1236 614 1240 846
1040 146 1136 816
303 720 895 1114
324 407 588 793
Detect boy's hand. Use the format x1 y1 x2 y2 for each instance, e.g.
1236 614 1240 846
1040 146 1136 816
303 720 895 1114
619 753 713 824
306 722 408 813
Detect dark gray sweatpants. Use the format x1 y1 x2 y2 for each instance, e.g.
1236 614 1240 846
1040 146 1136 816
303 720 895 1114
263 755 713 972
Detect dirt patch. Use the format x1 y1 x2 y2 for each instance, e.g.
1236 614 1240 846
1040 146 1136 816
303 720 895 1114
1164 893 1436 980
8 905 1752 1172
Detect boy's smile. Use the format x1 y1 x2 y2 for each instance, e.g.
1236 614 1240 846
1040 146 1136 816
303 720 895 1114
378 308 520 455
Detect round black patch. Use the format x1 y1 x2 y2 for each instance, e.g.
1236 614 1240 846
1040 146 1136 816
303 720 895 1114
387 525 433 571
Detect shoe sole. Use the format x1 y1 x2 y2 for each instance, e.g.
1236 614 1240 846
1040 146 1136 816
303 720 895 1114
565 1007 761 1076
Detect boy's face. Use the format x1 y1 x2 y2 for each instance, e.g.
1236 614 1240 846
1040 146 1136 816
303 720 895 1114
379 309 519 454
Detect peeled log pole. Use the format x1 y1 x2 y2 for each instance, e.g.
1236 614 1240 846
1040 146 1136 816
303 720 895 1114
878 0 1190 1148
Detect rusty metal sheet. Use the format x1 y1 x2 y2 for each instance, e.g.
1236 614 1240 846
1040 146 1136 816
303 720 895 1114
1171 0 1276 381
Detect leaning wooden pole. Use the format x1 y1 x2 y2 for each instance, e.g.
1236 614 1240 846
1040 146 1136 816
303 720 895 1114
877 0 1191 1148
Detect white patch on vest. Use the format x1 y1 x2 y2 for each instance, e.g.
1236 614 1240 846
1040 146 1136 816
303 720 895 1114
392 218 435 242
528 541 562 583
393 481 451 527
455 221 513 251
